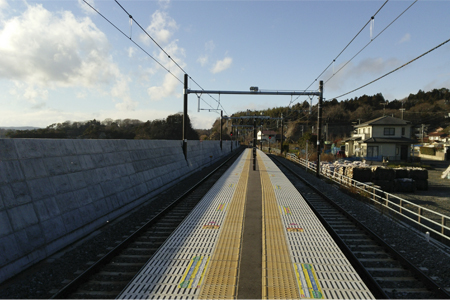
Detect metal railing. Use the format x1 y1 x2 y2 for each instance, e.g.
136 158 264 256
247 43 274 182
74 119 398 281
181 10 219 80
286 153 450 243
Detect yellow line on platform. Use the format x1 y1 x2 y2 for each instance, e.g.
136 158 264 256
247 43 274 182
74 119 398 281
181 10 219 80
198 150 251 299
259 155 301 299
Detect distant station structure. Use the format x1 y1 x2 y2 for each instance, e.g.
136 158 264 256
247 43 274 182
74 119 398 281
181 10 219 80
182 73 324 176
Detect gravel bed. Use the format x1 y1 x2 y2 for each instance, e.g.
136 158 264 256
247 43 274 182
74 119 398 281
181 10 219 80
282 157 450 294
0 151 241 299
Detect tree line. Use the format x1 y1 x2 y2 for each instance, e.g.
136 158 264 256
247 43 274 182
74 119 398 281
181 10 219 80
5 113 199 140
230 88 450 129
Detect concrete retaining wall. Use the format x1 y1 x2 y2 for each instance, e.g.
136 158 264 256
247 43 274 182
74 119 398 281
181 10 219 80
420 152 446 161
0 138 239 283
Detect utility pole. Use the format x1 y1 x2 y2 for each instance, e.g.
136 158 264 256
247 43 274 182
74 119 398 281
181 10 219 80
183 73 188 159
381 101 388 116
316 80 323 178
400 108 405 120
422 124 424 144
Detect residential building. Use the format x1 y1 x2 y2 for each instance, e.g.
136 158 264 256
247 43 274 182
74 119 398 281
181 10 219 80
257 130 279 142
343 116 416 161
428 131 449 143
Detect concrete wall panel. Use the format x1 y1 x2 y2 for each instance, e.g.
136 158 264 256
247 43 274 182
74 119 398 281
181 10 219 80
0 138 239 284
0 139 18 160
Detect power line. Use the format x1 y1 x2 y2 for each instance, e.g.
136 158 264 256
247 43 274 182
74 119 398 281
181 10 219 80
286 0 389 117
114 0 188 76
114 0 228 115
82 0 227 115
332 37 450 99
325 0 418 85
81 0 183 85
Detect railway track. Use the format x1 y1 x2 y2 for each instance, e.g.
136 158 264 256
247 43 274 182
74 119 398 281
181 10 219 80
271 155 450 299
50 148 244 299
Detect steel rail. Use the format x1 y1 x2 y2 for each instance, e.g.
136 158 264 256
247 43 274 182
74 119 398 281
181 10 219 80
271 155 450 299
50 147 245 299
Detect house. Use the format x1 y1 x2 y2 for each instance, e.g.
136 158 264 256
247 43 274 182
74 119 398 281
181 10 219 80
428 131 449 143
343 116 416 161
257 130 278 142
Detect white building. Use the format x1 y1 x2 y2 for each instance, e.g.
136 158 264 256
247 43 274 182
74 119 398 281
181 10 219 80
257 130 278 142
343 116 416 161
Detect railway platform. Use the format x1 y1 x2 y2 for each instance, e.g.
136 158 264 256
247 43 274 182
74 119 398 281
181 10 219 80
118 148 374 299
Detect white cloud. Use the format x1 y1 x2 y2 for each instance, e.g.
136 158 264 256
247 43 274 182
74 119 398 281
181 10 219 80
197 41 215 67
140 10 186 101
128 46 136 58
142 10 178 46
147 70 182 100
211 57 233 74
205 40 215 52
197 54 208 66
324 57 401 91
112 76 138 111
399 33 411 44
0 3 132 108
158 0 171 10
77 0 96 15
0 0 8 12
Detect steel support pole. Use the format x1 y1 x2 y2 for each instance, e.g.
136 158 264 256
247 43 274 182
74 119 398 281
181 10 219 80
231 120 233 152
280 113 284 155
316 81 323 178
183 74 188 160
220 110 223 151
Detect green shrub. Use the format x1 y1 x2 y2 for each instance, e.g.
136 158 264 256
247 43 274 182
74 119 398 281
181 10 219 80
420 147 435 156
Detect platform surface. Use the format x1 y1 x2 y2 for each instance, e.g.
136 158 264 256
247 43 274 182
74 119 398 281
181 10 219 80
118 149 374 299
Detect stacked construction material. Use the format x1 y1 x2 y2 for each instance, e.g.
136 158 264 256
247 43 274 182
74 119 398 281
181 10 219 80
371 166 396 192
345 166 372 183
394 168 416 192
409 168 428 190
320 162 335 178
395 178 416 192
318 160 428 193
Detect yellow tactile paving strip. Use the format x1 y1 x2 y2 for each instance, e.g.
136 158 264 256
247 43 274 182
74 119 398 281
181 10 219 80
260 155 301 299
198 150 251 299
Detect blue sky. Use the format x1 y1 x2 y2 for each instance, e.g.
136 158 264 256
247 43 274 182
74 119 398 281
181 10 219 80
0 0 449 129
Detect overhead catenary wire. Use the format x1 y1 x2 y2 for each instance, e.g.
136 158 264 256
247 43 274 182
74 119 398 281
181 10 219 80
114 0 228 115
332 37 450 99
81 0 183 85
287 0 389 110
82 0 227 116
114 0 188 76
324 0 418 85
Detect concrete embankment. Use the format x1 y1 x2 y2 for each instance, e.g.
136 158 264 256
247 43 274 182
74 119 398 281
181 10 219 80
0 138 238 283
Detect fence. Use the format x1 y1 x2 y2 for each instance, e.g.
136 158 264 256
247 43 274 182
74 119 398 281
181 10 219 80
286 153 450 243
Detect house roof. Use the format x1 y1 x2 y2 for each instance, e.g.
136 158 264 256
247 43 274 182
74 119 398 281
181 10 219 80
260 130 278 135
342 136 361 142
428 132 448 137
356 116 411 128
362 137 417 144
